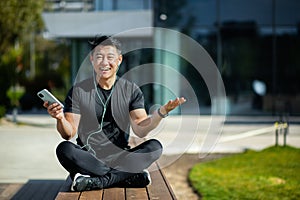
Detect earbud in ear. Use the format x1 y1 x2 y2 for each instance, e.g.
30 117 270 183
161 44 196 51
118 61 121 66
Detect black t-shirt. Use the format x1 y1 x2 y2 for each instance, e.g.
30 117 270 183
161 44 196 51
64 77 144 153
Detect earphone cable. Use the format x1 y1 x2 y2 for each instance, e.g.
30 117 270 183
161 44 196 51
80 72 115 154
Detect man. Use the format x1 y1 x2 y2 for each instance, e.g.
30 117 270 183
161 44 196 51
45 35 186 191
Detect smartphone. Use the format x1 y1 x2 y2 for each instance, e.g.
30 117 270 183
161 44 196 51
37 89 64 108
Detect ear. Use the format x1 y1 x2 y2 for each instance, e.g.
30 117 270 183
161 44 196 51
90 54 94 65
118 55 123 66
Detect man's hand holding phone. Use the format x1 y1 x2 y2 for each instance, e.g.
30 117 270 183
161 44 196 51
44 101 64 120
37 89 64 120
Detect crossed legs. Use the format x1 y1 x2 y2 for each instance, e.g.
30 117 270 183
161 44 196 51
56 139 163 186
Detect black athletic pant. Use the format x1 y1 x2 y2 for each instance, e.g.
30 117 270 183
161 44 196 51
56 139 163 184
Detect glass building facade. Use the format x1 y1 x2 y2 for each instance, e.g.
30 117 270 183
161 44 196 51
154 0 300 116
43 0 300 116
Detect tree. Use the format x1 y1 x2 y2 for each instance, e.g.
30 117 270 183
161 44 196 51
0 0 44 110
0 0 44 55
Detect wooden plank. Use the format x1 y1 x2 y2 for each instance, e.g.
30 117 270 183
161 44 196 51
55 165 176 200
0 183 23 200
147 163 176 200
126 188 149 200
102 187 125 199
154 162 177 199
128 137 177 199
147 171 174 200
80 190 103 200
55 192 80 200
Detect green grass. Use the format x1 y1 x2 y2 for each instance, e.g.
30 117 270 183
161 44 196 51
189 146 300 200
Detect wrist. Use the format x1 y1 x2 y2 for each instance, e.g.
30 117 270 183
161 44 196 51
157 107 168 118
56 113 64 121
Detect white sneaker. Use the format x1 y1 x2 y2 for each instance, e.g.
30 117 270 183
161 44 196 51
71 173 90 191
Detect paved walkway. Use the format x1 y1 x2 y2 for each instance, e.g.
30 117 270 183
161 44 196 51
1 114 299 183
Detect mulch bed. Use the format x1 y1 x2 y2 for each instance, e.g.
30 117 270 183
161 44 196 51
162 153 231 200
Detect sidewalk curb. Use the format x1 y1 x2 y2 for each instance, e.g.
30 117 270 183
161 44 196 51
5 114 56 127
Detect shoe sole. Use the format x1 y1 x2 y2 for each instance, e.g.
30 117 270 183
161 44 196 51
143 170 152 186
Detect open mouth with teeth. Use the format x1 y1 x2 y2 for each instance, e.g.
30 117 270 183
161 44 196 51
100 67 111 72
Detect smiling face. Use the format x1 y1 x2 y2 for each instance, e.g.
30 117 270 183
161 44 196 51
90 45 122 82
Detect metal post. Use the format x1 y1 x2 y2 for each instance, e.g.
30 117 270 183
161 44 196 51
215 0 223 114
30 28 35 78
271 0 277 115
283 123 288 147
275 122 278 146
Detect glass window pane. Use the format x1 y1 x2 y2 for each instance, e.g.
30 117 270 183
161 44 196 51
102 0 113 10
220 0 272 25
182 0 217 26
116 0 151 10
275 0 300 26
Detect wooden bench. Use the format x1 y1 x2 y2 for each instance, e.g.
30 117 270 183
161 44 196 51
55 138 177 200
